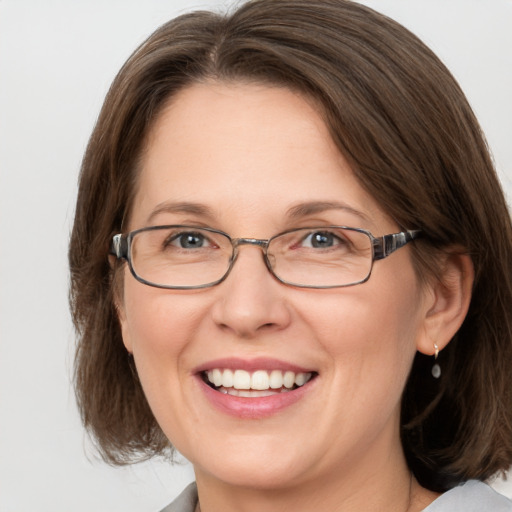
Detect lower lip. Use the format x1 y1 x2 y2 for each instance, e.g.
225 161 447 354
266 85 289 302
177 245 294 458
197 376 316 419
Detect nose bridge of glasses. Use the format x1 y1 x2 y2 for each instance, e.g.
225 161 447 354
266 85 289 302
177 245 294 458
229 238 272 273
232 237 270 251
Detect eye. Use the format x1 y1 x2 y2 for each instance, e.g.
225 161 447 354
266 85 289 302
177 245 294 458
301 231 345 249
167 231 212 249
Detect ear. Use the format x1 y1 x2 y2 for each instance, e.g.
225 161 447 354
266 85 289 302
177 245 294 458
116 302 134 354
112 272 134 354
108 253 117 269
416 250 474 356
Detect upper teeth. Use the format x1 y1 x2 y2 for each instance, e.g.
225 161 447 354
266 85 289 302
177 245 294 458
206 369 312 390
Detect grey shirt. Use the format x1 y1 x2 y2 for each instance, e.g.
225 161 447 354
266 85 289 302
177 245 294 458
160 480 512 512
423 480 512 511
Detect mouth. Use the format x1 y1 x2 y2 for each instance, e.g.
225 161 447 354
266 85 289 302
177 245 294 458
202 368 317 397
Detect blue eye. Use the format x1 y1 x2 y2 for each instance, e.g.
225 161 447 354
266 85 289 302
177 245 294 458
170 232 209 249
302 231 343 249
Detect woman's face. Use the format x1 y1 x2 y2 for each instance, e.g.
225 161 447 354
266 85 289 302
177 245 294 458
119 82 431 490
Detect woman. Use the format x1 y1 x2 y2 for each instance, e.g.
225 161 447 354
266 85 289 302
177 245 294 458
69 1 512 510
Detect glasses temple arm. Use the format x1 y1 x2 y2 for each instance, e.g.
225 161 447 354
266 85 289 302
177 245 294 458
372 230 422 261
110 233 128 259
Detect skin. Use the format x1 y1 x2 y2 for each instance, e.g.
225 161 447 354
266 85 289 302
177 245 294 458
118 82 473 512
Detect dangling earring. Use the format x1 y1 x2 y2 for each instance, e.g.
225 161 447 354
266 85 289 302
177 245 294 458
431 343 441 379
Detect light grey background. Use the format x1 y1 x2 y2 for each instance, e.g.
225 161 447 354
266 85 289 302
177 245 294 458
0 1 511 511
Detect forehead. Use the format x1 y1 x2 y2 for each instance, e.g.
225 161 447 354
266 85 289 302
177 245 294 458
144 80 335 172
131 81 387 234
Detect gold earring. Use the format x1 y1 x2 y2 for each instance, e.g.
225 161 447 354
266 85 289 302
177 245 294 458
432 343 441 379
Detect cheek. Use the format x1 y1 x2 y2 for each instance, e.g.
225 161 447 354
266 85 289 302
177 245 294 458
119 279 203 388
119 282 207 432
304 284 421 353
122 276 194 344
300 264 424 399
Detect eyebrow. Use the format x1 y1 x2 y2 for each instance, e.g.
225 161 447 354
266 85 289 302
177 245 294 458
286 201 371 223
145 199 371 226
146 201 215 224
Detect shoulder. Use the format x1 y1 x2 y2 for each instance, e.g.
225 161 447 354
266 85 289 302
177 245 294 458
423 480 512 512
159 482 198 512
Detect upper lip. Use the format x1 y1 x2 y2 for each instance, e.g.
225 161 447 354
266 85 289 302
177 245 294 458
192 357 315 374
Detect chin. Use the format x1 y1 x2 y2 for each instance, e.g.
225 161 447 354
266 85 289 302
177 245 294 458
195 455 310 490
180 427 329 492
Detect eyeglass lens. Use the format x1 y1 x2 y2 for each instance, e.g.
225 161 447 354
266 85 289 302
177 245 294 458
128 226 373 289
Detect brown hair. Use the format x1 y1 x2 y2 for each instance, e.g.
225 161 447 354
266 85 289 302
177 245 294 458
69 0 512 491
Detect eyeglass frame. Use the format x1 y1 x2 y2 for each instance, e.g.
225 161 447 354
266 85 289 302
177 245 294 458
110 225 422 290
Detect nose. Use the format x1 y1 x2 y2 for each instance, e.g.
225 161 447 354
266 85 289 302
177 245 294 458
211 245 292 339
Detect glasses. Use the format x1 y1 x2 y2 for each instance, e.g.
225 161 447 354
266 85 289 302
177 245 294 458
111 225 421 289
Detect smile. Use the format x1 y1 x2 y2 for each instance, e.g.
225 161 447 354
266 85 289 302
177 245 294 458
204 369 314 397
195 358 318 418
